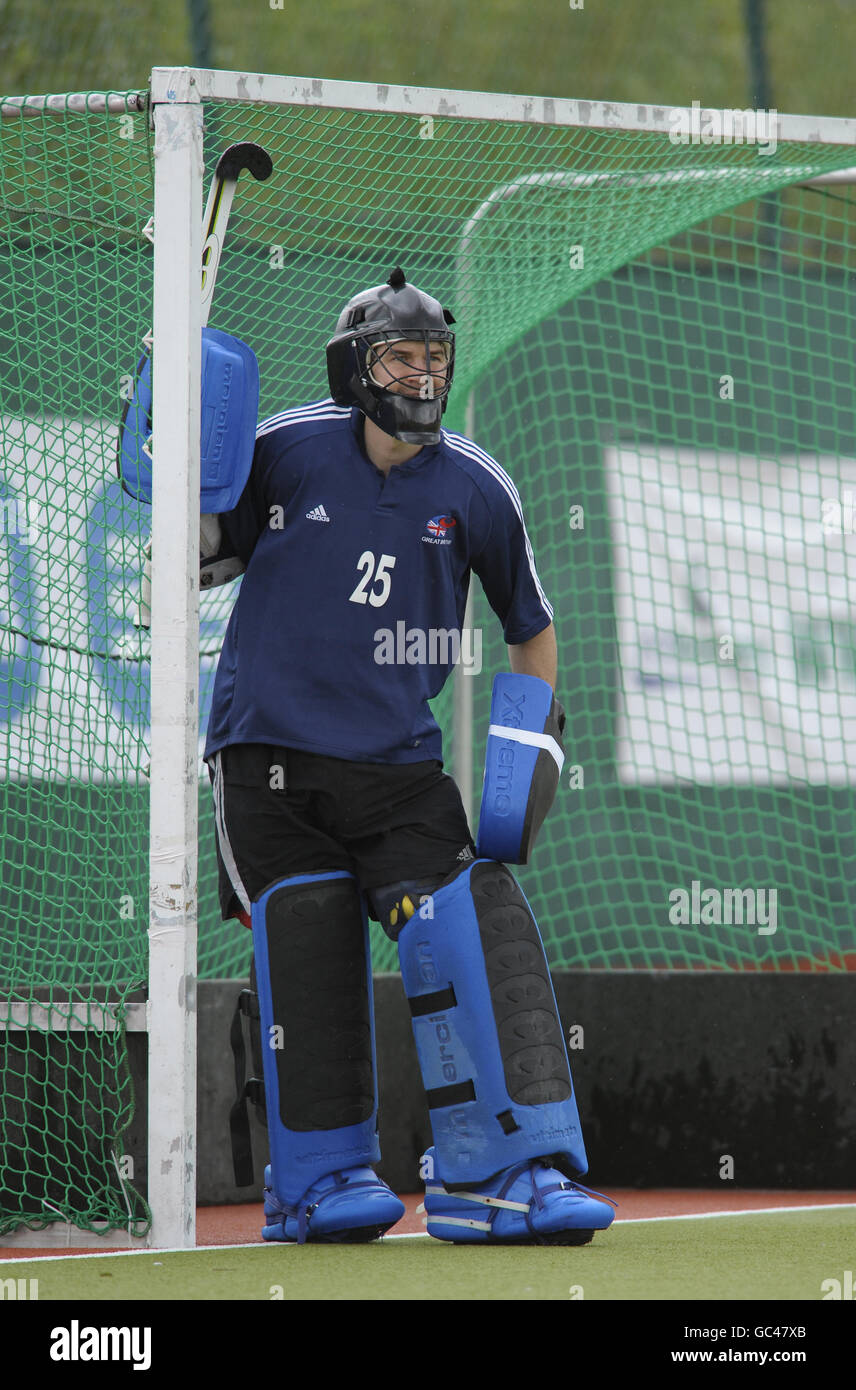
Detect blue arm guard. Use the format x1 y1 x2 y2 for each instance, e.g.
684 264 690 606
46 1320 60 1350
117 326 259 513
476 672 566 864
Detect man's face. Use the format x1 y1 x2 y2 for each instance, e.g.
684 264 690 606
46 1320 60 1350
367 337 451 401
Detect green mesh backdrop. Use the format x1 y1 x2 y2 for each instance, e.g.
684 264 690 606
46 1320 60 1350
0 92 152 1234
1 85 855 1233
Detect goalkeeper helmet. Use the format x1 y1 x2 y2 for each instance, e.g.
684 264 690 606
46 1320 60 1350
326 266 456 445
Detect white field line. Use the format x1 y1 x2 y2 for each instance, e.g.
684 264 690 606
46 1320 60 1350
0 1201 854 1263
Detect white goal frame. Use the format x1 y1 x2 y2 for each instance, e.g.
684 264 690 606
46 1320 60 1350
146 69 856 1247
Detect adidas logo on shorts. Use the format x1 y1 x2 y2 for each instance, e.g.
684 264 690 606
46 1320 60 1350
305 504 331 522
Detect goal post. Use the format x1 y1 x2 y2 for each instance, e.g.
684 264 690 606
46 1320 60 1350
2 69 856 1250
146 95 203 1250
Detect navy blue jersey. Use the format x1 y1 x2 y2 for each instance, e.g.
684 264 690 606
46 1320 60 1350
203 401 553 765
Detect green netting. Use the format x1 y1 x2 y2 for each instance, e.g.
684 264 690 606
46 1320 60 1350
1 85 855 1234
0 92 153 1235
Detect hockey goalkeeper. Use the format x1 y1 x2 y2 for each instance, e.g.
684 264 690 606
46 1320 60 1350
201 268 616 1245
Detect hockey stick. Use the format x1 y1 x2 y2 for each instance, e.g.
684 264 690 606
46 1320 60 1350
200 142 273 328
132 141 273 625
123 142 273 441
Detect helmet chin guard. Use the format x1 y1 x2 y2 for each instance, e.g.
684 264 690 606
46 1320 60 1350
326 267 456 445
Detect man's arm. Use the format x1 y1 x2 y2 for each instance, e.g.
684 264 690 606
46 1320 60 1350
508 621 557 691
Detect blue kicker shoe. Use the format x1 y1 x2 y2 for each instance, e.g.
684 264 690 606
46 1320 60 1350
262 1164 405 1245
420 1148 617 1245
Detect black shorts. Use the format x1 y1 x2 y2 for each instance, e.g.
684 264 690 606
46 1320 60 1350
208 743 475 925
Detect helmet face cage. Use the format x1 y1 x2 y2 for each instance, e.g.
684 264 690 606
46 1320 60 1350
361 330 454 403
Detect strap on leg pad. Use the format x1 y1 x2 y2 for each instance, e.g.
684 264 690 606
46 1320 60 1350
228 962 267 1187
397 859 588 1185
252 871 380 1208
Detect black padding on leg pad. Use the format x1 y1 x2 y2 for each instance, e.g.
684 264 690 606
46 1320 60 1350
263 878 373 1132
471 860 572 1106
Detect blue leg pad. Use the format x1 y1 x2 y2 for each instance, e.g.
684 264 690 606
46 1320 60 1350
253 871 402 1243
420 1146 616 1245
398 859 589 1183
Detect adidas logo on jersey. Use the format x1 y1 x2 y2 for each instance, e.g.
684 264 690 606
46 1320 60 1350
305 504 330 522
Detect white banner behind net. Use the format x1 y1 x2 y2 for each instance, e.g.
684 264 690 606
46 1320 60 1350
608 445 856 785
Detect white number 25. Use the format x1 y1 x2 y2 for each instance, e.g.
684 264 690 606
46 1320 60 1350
348 550 396 607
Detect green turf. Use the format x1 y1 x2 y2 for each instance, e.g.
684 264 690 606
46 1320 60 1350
2 1208 853 1301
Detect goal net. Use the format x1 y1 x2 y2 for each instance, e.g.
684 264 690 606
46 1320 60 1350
1 72 854 1241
